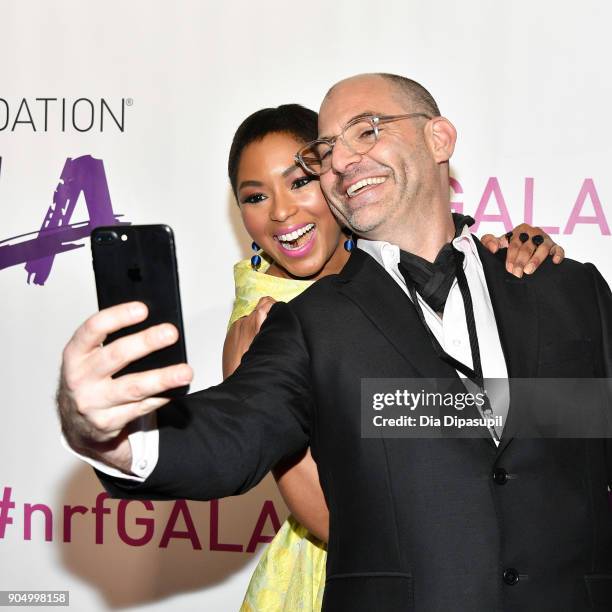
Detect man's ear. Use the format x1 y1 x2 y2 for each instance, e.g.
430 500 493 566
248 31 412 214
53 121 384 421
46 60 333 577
425 117 456 163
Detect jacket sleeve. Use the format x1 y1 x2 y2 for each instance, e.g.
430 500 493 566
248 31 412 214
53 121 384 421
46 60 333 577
96 301 313 501
585 263 612 484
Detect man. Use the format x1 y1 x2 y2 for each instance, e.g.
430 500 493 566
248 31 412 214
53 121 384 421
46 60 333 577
59 74 612 611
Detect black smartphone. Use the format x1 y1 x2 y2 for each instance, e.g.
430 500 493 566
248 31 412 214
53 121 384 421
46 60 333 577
91 224 189 398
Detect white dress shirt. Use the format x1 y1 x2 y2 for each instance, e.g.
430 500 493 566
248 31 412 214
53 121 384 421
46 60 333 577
62 227 509 479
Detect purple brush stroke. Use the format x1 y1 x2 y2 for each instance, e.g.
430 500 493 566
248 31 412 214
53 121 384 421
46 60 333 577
0 155 129 285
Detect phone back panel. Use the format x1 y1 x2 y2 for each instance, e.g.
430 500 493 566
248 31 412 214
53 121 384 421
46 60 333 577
91 224 189 397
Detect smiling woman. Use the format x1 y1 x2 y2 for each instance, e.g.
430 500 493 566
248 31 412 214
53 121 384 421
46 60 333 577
221 104 566 612
234 130 349 280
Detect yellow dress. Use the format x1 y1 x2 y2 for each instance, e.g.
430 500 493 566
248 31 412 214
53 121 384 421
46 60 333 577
229 257 327 612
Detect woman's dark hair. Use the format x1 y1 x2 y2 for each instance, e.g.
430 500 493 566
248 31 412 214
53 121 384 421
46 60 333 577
228 104 318 197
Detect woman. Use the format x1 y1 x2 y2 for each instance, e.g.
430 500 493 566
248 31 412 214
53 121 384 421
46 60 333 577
223 104 564 611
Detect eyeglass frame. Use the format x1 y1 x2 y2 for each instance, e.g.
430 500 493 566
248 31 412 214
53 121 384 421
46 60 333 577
294 112 433 176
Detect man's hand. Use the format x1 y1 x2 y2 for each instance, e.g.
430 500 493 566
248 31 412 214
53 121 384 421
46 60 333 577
480 224 565 278
57 301 193 473
222 297 276 379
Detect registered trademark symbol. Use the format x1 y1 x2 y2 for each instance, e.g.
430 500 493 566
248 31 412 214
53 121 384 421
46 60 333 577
126 98 134 106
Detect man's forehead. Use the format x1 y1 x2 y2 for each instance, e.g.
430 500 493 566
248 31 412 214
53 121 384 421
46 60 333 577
318 77 403 135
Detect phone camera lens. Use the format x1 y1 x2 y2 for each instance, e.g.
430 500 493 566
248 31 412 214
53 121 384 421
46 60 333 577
94 231 118 245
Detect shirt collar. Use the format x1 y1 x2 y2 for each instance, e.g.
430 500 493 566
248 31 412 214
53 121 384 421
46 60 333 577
357 224 480 273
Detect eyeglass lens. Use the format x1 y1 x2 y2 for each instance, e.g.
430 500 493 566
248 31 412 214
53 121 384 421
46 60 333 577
299 119 377 175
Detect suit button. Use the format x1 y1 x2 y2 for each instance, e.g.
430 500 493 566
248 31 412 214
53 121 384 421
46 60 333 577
493 467 508 485
503 568 519 585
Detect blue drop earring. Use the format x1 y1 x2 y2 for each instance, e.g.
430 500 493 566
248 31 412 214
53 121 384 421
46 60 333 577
343 233 355 252
251 241 262 271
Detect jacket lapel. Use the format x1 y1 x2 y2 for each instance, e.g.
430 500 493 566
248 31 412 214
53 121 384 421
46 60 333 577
474 240 540 456
335 248 460 379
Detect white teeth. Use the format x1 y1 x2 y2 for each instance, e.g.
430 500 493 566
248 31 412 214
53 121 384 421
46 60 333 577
277 223 315 243
346 176 386 197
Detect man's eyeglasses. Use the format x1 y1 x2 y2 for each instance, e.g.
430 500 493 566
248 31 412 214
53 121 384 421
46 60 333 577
294 112 432 176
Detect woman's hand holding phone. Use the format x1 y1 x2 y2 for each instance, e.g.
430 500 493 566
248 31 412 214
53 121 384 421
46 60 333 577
57 301 193 474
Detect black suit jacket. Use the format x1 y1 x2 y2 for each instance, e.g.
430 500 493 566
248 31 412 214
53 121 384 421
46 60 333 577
98 239 612 612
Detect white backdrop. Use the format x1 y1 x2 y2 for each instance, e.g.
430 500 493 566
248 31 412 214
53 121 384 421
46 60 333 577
1 1 610 610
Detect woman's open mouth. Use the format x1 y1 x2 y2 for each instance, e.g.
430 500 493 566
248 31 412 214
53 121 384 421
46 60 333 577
274 223 317 257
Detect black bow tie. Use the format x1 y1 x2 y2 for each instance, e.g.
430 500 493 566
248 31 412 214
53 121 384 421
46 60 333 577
398 213 474 313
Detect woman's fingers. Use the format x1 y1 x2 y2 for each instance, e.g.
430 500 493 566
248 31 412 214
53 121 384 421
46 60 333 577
480 233 505 254
550 244 565 264
253 296 277 332
502 224 564 277
508 233 538 277
255 296 277 312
